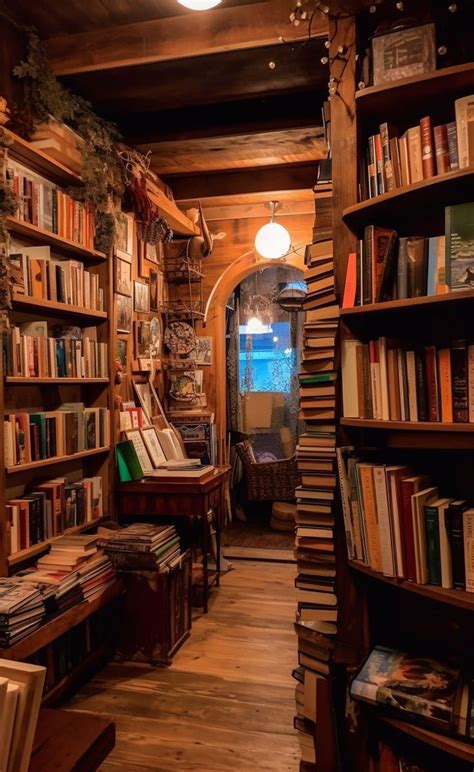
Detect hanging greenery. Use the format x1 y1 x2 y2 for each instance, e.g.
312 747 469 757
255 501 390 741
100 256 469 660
13 30 124 251
0 128 18 309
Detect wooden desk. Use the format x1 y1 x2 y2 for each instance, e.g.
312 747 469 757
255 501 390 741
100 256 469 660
30 708 115 771
116 466 229 612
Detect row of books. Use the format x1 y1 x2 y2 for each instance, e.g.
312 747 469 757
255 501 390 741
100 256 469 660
6 160 95 250
5 323 108 379
362 94 473 199
4 406 110 467
0 658 45 772
98 523 182 572
342 337 473 423
338 447 474 592
9 248 104 309
351 645 474 741
293 241 339 770
6 475 103 556
343 201 473 307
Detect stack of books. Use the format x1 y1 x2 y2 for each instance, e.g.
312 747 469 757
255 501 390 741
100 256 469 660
98 523 181 571
293 241 339 769
338 448 474 592
4 405 110 467
6 475 103 556
342 336 473 423
0 659 46 772
5 323 108 379
343 201 474 307
9 249 104 308
78 553 116 602
0 580 45 647
362 94 473 199
6 159 95 249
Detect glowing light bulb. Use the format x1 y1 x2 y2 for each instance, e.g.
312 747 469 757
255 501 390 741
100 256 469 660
178 0 221 9
255 222 291 259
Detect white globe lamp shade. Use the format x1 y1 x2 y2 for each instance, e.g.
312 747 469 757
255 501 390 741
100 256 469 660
247 316 263 333
178 0 222 9
255 221 291 260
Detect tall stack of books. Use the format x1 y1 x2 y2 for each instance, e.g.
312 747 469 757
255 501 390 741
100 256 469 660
98 523 181 571
293 240 339 769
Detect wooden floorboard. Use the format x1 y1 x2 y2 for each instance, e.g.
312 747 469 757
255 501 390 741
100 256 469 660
65 560 300 771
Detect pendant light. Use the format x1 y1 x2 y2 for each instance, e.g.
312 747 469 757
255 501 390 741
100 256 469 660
254 201 291 260
177 0 222 9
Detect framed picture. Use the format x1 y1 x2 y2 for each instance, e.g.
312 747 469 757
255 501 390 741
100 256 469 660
114 257 132 296
141 426 167 467
125 429 154 473
116 212 134 261
134 280 150 313
372 22 436 85
133 380 153 424
158 270 164 305
134 320 151 358
149 270 159 312
116 338 128 367
116 294 133 334
149 378 168 425
119 411 132 431
0 659 46 772
195 336 213 366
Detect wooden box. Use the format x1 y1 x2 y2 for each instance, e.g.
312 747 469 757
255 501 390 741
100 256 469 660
115 551 191 665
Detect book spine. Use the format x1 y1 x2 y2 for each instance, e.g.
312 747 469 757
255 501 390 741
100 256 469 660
438 348 453 423
433 124 451 175
424 345 439 422
447 502 466 589
400 480 417 582
414 349 428 422
374 134 384 195
373 466 395 577
363 226 373 305
386 347 401 421
361 344 373 420
379 123 394 191
336 449 355 561
358 466 383 572
468 344 474 423
420 116 435 178
463 509 474 593
396 238 408 300
451 340 468 422
424 504 441 585
407 126 423 182
367 136 377 198
446 121 459 171
439 503 453 589
378 337 390 421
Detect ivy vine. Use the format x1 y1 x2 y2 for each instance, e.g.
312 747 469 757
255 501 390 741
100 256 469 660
0 128 18 309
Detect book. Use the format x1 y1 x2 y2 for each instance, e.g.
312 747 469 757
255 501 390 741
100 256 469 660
445 202 474 292
455 94 474 169
433 123 451 175
350 645 461 730
420 116 435 178
450 340 468 422
447 500 468 590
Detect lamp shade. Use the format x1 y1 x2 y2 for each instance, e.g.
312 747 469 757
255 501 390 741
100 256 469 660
178 0 221 8
255 221 291 260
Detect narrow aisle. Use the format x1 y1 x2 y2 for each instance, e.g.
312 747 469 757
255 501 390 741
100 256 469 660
66 560 300 771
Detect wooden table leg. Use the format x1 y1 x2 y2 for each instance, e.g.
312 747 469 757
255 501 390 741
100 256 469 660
202 513 209 614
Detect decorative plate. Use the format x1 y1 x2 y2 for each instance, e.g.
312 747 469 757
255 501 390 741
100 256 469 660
164 321 196 354
169 374 195 401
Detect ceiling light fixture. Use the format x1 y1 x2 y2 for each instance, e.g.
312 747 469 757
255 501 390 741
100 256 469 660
254 201 291 260
177 0 222 10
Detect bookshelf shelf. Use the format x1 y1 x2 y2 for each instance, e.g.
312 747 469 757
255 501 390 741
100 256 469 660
380 717 474 764
0 580 123 662
340 290 474 318
7 514 111 567
6 128 82 187
6 377 109 385
341 418 474 433
7 217 107 262
342 168 474 236
355 62 474 120
348 560 474 612
6 446 110 474
12 293 107 320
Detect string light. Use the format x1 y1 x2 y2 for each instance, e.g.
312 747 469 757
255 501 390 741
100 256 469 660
268 60 276 69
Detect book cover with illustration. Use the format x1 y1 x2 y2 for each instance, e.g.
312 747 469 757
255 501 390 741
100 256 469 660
446 202 474 291
350 645 461 729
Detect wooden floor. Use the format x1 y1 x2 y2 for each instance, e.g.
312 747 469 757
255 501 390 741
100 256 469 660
225 517 295 550
65 560 300 771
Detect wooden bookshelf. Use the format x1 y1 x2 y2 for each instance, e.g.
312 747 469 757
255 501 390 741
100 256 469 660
6 377 109 384
341 418 474 433
380 717 474 764
12 293 107 320
340 289 474 318
7 514 111 567
355 62 474 120
342 167 474 236
348 560 474 613
4 128 82 187
6 446 110 474
7 217 107 261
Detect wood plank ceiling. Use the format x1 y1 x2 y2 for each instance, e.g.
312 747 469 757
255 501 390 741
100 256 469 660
1 0 329 212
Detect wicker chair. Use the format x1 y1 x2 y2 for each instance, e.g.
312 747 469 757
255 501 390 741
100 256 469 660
235 440 300 502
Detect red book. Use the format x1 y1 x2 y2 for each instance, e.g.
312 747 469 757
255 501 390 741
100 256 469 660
400 475 430 582
424 345 440 422
420 116 435 178
433 124 451 175
342 252 357 308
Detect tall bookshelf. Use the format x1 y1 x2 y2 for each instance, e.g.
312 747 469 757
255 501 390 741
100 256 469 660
0 128 119 701
330 6 474 771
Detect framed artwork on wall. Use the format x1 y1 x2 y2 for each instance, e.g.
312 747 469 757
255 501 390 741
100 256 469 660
134 280 150 313
115 212 134 261
114 257 132 296
116 294 133 334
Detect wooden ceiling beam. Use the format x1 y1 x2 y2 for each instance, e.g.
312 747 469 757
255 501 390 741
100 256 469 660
165 161 319 200
46 0 328 75
177 185 332 209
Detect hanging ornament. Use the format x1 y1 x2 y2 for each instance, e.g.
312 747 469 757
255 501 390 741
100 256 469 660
268 61 276 69
438 45 448 56
396 1 404 10
369 4 377 11
321 56 329 64
448 3 458 12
